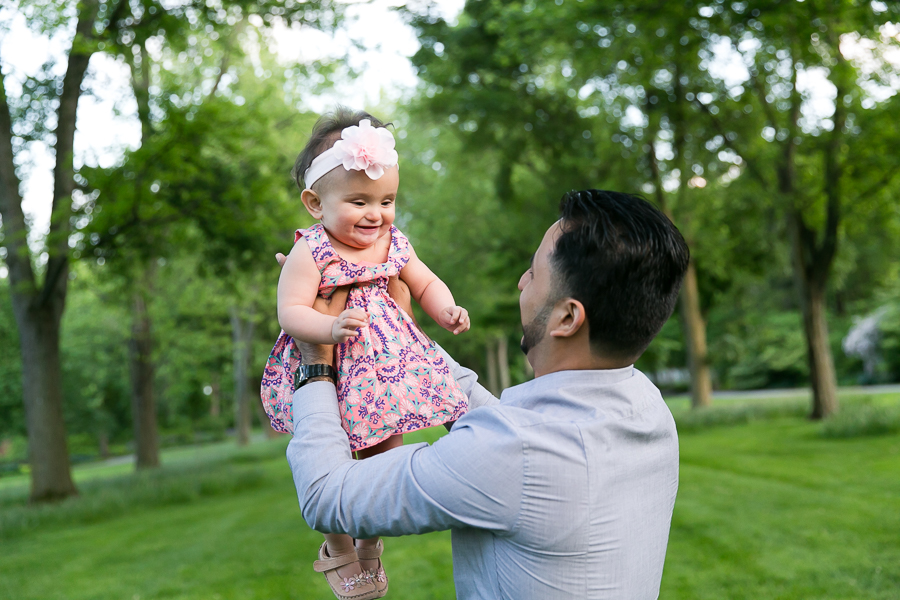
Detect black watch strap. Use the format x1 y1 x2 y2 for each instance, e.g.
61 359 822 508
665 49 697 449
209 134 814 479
294 364 337 391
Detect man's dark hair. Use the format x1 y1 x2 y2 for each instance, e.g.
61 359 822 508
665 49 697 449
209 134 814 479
291 107 388 190
552 189 690 359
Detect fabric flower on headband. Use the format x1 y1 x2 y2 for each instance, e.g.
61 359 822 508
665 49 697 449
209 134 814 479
332 119 399 180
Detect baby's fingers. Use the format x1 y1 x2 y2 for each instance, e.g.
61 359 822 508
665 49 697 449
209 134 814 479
341 308 367 322
452 309 470 335
341 317 368 331
333 330 356 343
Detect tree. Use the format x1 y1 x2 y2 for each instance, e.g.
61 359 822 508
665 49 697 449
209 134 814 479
0 0 101 501
696 1 900 417
0 0 336 498
81 52 317 448
407 1 722 404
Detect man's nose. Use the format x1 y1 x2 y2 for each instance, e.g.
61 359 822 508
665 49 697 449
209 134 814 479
517 271 527 291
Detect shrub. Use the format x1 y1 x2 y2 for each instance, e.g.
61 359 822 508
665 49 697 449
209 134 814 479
821 403 900 439
673 398 809 432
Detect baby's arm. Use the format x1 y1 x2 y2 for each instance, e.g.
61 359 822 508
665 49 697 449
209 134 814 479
277 239 366 344
400 245 470 335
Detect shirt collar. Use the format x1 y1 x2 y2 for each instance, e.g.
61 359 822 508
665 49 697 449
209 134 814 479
498 366 636 413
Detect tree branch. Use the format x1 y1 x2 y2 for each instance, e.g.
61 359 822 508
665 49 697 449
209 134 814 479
40 0 101 310
0 67 37 297
692 99 771 191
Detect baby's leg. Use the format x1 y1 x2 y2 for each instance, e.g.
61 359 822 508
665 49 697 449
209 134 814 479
322 532 367 581
354 434 404 573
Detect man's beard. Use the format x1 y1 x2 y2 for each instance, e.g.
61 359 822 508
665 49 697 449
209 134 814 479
520 304 554 356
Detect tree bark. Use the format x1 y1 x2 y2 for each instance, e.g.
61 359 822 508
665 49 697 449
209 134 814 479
230 307 255 446
788 211 840 419
13 302 77 501
798 274 839 419
779 50 841 420
485 338 500 397
210 373 221 418
129 286 159 469
679 261 712 408
497 334 511 391
647 117 713 409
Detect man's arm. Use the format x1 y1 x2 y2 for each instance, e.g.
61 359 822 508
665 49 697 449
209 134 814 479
385 274 500 413
287 382 522 540
434 344 500 413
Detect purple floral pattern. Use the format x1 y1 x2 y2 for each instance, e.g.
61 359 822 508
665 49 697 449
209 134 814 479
259 224 468 450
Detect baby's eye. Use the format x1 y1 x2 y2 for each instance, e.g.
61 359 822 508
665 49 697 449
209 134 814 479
350 200 366 206
381 199 394 207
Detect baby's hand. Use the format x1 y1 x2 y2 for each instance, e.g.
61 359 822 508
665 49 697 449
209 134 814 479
332 308 367 343
438 306 470 335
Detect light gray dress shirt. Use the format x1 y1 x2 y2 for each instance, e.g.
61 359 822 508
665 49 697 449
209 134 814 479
287 351 679 599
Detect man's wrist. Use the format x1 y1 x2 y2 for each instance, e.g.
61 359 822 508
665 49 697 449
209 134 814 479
294 364 338 390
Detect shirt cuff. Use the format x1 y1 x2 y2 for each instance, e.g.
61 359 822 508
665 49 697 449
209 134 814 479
293 380 341 429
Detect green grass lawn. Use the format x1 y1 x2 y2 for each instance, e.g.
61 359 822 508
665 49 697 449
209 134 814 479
1 398 899 599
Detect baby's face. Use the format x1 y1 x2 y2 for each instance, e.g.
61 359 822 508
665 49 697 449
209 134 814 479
314 166 399 249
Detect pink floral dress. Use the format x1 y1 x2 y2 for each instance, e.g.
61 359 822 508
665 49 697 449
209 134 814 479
262 223 468 451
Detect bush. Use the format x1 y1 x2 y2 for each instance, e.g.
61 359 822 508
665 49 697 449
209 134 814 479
821 403 900 439
673 398 809 433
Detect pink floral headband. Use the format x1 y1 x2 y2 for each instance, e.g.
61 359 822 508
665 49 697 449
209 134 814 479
303 119 399 189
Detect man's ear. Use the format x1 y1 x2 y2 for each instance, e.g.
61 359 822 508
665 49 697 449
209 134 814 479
549 298 587 339
301 189 324 219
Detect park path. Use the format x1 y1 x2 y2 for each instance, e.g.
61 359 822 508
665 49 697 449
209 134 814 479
690 383 900 401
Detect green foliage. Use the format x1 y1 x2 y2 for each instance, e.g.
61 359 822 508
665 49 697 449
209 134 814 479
58 265 132 452
878 300 900 380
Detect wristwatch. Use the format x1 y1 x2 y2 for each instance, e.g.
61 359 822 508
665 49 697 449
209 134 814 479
294 364 338 391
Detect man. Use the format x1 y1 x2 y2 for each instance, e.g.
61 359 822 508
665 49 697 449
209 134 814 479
286 189 690 599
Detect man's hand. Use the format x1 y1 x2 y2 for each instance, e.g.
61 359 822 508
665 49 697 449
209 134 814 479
438 306 470 335
332 308 367 343
276 252 350 366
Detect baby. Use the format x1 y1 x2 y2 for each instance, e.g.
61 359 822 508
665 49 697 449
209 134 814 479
262 108 470 599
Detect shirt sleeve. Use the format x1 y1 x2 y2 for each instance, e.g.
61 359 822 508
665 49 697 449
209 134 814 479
434 343 500 411
287 382 522 540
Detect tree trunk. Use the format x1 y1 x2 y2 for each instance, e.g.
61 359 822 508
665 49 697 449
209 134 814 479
646 107 714 409
485 338 500 397
497 335 511 391
210 373 221 418
679 261 712 408
98 432 109 460
13 302 77 502
788 212 840 419
230 308 255 446
801 283 839 419
129 289 159 469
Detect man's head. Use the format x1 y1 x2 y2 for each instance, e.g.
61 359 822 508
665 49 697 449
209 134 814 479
518 189 689 376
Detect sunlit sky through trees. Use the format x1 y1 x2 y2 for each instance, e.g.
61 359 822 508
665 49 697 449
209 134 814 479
0 0 465 262
1 0 897 272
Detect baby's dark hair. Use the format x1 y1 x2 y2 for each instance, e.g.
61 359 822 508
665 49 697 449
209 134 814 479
292 107 389 190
